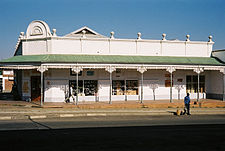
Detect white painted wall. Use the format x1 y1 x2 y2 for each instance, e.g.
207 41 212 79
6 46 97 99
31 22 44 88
41 69 209 102
162 42 186 56
186 43 208 57
23 40 47 55
19 20 214 57
206 70 223 94
50 39 81 54
22 37 213 57
82 39 110 54
137 41 161 55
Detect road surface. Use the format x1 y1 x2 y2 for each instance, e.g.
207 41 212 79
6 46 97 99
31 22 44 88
0 115 224 151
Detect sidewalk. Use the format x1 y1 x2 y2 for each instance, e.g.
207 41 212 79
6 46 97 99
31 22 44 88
0 99 225 120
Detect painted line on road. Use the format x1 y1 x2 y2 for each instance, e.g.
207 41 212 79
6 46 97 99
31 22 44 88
60 114 74 118
0 116 12 120
87 113 107 116
29 115 47 119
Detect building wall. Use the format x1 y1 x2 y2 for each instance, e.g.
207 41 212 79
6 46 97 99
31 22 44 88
19 20 213 57
22 37 213 57
23 40 48 55
205 70 224 99
39 69 208 102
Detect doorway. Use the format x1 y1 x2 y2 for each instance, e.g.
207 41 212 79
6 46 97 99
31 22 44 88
31 76 41 102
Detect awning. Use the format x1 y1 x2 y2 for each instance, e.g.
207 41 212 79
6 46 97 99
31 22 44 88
0 54 224 66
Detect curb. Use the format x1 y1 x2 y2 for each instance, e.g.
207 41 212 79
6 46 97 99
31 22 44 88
0 112 171 120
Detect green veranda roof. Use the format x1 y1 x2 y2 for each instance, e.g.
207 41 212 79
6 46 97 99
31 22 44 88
0 54 224 66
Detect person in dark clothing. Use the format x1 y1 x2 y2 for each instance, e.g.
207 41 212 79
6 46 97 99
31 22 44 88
184 93 191 115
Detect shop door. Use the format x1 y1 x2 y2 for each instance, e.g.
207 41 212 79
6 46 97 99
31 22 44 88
31 76 41 102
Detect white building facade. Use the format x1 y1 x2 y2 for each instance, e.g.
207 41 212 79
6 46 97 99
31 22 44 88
0 20 224 104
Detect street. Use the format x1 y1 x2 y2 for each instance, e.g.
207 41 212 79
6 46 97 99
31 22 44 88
0 115 225 151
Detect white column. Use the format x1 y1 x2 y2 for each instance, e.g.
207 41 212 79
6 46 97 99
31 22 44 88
193 67 204 102
71 66 83 105
137 66 147 103
166 66 176 103
105 66 116 104
37 66 48 106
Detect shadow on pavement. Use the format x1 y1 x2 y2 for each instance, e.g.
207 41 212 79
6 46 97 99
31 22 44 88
27 116 52 130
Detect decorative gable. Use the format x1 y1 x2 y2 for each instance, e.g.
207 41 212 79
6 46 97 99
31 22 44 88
64 26 107 38
26 20 52 38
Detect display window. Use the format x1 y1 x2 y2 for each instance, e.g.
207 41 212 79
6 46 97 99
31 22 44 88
69 80 83 96
84 80 97 96
186 75 205 93
69 80 98 96
112 80 125 95
126 80 138 95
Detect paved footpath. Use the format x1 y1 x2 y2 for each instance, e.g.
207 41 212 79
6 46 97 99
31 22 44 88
0 100 225 120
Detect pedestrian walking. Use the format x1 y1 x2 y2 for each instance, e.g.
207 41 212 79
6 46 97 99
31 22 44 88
184 93 191 115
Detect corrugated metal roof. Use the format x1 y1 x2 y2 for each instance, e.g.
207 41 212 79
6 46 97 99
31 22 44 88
0 54 224 66
212 50 225 63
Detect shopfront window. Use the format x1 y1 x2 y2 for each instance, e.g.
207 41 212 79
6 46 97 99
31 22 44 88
112 80 139 95
69 80 83 96
69 80 98 96
126 80 138 95
186 75 205 93
112 80 125 95
84 80 97 96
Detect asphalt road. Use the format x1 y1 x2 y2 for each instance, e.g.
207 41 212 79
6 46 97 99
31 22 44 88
0 115 225 151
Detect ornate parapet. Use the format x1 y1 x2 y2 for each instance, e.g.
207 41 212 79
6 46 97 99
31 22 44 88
26 20 52 39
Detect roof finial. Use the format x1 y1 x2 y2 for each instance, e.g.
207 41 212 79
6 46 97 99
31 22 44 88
110 31 115 39
137 32 142 40
162 33 166 40
208 35 213 42
20 32 24 38
186 34 190 41
52 29 57 37
82 30 86 38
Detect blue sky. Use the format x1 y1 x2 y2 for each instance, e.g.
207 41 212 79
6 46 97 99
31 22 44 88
0 0 224 59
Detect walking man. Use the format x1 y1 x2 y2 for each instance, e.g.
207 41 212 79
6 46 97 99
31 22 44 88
184 93 191 115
